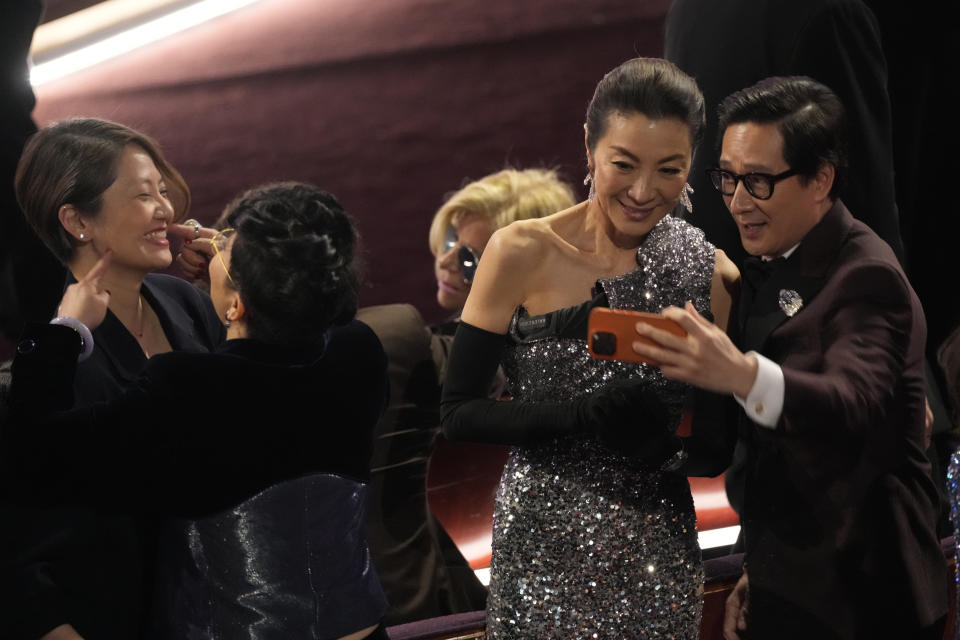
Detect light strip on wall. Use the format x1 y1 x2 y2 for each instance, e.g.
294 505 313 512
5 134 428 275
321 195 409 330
30 0 264 87
31 0 190 60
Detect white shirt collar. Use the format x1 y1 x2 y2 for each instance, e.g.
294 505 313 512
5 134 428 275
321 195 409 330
763 243 800 261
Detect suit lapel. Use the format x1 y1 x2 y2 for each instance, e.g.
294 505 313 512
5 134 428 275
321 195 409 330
65 273 145 383
70 274 208 382
741 259 821 352
141 276 207 352
738 201 854 353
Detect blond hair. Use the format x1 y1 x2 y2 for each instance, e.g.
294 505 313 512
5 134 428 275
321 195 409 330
428 168 575 255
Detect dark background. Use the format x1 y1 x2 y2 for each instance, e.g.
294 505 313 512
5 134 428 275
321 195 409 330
27 0 673 330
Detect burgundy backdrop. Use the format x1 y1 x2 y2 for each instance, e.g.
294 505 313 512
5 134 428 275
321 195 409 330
33 0 671 323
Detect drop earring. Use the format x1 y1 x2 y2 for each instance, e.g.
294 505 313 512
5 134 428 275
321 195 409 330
679 183 694 213
584 172 596 204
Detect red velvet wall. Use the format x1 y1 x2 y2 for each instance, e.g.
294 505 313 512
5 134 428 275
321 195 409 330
34 0 670 322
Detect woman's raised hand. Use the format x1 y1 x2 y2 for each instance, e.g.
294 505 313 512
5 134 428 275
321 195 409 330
58 252 112 331
169 221 217 282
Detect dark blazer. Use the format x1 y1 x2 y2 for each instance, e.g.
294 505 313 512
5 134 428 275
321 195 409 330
6 318 386 512
0 273 224 640
664 0 903 267
0 0 65 341
4 318 389 637
733 201 946 638
74 273 227 402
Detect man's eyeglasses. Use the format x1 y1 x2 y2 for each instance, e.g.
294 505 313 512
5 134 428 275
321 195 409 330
443 224 480 283
212 228 236 286
706 167 798 200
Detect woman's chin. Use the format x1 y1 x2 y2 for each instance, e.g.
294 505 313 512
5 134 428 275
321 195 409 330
150 248 174 268
609 209 668 245
114 249 172 274
437 290 465 313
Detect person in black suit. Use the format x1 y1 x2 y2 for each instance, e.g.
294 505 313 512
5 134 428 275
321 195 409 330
633 77 947 639
0 0 64 348
667 0 960 542
664 0 903 267
2 119 223 640
4 182 391 640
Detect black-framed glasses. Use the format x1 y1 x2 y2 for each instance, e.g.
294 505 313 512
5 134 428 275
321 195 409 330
706 167 798 200
442 224 480 283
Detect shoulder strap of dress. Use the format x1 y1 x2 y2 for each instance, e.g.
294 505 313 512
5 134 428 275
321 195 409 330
509 292 609 344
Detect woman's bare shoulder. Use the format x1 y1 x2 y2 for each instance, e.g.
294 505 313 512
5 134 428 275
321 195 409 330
484 216 565 269
709 248 740 331
713 248 740 288
458 221 550 332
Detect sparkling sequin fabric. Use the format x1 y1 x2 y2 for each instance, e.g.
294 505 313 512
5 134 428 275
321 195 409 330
488 216 715 639
948 449 960 635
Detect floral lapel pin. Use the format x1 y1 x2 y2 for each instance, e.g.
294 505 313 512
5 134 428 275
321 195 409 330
778 289 803 317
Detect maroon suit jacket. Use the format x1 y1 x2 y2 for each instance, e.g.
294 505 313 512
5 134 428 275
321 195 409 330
736 201 947 638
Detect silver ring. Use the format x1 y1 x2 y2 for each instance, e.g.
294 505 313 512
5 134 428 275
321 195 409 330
184 218 201 239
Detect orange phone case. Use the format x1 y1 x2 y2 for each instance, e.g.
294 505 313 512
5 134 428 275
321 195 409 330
587 307 686 365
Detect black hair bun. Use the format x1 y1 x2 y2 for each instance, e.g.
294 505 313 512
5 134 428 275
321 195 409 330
224 182 360 344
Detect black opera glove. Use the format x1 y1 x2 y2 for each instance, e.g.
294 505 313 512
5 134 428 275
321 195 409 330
577 381 684 469
441 321 683 468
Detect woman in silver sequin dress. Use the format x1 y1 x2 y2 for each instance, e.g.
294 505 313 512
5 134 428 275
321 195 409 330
441 58 739 639
940 332 960 638
948 450 960 639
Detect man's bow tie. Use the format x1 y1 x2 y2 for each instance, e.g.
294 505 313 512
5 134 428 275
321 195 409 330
743 256 786 290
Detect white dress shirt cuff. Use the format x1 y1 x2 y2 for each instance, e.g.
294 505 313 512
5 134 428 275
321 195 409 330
733 351 783 428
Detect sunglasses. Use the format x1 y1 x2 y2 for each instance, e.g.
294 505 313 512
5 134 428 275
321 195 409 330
442 224 480 283
212 228 236 286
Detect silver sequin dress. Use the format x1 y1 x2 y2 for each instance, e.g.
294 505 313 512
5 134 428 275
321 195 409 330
486 215 714 639
948 448 960 638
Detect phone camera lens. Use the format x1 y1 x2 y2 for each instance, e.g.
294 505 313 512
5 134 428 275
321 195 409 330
591 331 617 356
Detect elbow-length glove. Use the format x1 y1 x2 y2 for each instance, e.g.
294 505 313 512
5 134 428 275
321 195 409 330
440 321 682 466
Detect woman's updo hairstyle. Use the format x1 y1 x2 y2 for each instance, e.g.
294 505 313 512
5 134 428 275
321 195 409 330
585 57 705 152
222 181 360 345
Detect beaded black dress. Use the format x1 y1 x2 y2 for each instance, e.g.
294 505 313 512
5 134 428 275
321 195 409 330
486 215 714 639
948 449 960 636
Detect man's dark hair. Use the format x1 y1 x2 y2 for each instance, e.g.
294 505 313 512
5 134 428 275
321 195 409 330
717 76 847 199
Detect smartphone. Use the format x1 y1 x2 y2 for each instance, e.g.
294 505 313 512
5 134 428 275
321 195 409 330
587 307 686 365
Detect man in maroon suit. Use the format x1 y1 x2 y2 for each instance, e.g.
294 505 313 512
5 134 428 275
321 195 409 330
633 76 947 639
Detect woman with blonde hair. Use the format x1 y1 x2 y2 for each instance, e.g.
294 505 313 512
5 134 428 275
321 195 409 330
358 167 575 624
430 168 575 314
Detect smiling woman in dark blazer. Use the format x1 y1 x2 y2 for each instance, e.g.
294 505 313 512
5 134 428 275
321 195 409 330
2 118 223 640
4 181 391 640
